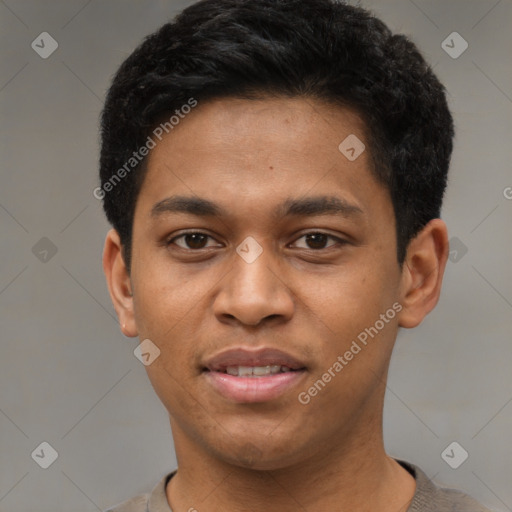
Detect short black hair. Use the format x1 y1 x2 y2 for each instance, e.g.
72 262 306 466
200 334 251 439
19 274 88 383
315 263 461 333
99 0 454 272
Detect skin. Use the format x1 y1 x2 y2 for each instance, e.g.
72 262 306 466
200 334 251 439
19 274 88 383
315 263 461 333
103 97 449 512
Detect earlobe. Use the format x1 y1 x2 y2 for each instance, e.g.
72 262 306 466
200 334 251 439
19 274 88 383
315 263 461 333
102 229 138 337
397 219 449 329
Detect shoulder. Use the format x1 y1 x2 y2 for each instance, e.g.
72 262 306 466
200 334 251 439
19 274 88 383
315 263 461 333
103 493 149 512
103 470 176 512
427 485 493 512
398 459 493 512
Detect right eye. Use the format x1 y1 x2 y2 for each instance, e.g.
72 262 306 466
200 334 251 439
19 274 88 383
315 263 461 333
167 231 223 250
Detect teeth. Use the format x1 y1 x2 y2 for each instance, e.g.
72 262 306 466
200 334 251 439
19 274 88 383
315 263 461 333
224 365 293 377
252 365 271 376
238 366 253 377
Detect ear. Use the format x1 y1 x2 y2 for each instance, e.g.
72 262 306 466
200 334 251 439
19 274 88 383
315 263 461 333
397 219 449 328
102 229 138 337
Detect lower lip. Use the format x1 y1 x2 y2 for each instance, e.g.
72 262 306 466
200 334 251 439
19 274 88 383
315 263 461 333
203 370 306 403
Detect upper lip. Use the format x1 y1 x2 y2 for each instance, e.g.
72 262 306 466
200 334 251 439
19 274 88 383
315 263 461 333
203 347 307 372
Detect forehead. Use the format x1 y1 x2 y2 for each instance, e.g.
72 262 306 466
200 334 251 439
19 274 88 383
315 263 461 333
135 96 388 225
150 96 369 161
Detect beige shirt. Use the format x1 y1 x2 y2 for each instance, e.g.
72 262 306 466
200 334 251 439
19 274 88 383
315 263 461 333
104 459 492 512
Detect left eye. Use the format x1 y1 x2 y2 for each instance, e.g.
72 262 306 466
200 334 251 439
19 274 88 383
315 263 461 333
290 232 342 250
168 232 341 251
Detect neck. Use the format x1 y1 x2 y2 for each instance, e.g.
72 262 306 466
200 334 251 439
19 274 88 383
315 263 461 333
166 408 416 512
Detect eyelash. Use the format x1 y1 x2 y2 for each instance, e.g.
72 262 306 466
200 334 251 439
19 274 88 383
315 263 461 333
166 230 346 251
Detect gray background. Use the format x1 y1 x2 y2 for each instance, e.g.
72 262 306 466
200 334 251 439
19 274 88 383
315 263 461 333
1 1 511 511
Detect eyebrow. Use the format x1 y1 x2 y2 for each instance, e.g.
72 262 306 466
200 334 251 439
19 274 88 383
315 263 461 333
150 194 364 220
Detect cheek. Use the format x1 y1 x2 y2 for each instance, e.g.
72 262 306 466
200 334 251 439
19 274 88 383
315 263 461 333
311 265 393 317
304 266 399 356
130 260 212 369
131 256 192 336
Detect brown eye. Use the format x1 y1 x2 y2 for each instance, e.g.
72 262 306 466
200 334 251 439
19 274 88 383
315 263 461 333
305 233 329 249
291 232 342 250
169 232 218 250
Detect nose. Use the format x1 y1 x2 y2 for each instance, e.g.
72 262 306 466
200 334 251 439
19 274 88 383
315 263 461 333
213 240 295 327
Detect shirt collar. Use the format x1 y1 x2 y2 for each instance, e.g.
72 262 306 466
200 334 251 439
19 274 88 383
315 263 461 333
147 470 176 511
147 460 433 511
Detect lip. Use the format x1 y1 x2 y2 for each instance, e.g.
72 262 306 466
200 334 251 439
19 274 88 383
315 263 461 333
203 347 306 372
202 347 308 403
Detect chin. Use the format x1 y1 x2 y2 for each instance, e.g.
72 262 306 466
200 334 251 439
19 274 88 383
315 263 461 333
210 438 307 472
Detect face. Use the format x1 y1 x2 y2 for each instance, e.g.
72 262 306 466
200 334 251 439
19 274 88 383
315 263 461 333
108 97 429 471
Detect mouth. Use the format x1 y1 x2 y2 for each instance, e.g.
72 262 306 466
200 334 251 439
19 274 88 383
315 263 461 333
204 365 304 377
202 348 308 403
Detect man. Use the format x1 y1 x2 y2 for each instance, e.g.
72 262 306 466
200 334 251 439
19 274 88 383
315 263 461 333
98 0 491 510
